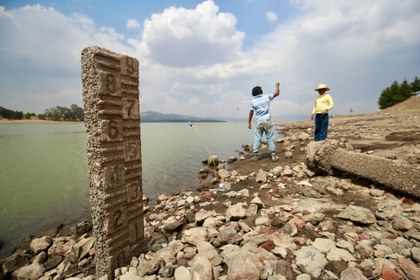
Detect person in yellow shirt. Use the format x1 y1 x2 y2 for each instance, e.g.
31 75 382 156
311 83 334 141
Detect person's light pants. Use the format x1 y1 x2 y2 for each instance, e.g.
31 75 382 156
253 121 276 155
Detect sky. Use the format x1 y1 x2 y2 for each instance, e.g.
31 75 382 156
0 0 419 120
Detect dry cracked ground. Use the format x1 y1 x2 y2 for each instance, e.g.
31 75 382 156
1 96 419 280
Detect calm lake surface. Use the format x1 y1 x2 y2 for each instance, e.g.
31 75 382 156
0 122 253 257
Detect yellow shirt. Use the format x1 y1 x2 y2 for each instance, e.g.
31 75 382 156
312 93 334 114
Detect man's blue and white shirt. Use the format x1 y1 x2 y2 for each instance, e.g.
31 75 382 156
250 94 274 122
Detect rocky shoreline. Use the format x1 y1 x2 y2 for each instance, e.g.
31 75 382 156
1 97 419 280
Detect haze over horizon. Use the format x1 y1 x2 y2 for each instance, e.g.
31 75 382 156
1 0 419 119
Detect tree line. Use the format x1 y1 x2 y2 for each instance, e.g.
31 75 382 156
378 76 420 109
1 79 418 121
0 104 84 121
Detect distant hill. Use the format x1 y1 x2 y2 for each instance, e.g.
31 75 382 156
140 111 225 122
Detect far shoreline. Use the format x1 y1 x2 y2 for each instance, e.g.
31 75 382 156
0 119 229 124
0 119 83 124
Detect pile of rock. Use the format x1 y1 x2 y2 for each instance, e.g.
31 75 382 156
1 221 95 279
4 154 420 279
120 162 419 280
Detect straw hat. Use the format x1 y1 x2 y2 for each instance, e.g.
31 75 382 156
314 83 330 91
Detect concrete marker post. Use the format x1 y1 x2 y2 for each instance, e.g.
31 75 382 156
81 46 144 278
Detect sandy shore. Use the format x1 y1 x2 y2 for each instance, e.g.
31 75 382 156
0 119 82 124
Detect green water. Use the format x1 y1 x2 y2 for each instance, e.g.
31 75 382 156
0 122 253 257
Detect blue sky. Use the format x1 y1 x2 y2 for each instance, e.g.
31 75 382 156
0 0 419 119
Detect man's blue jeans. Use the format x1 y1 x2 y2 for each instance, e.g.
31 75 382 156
314 113 329 141
253 121 276 155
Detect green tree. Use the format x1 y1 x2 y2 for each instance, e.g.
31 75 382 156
0 106 23 119
411 76 420 93
70 104 84 121
24 112 35 119
378 77 417 109
45 107 62 121
44 105 84 121
0 106 13 118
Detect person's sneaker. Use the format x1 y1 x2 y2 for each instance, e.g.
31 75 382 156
271 155 279 162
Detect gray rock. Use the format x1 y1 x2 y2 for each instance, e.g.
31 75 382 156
281 221 297 237
174 266 191 280
298 132 310 141
48 236 75 256
256 169 267 183
137 258 162 277
120 268 141 280
295 246 328 278
196 241 222 266
337 205 376 224
184 209 196 223
68 237 95 264
1 250 30 274
218 169 230 179
281 166 294 177
339 267 367 280
296 274 311 280
246 204 259 217
207 155 219 166
158 264 175 278
190 255 213 280
411 247 420 262
227 156 238 164
43 255 63 271
391 216 413 231
224 249 263 280
195 209 211 225
226 203 247 221
163 218 186 233
327 248 356 262
267 275 287 280
154 240 184 265
12 262 45 280
213 224 242 247
355 243 374 258
275 260 293 280
182 227 208 246
255 216 271 227
285 151 293 159
30 236 52 254
312 238 336 253
251 196 265 208
302 212 325 224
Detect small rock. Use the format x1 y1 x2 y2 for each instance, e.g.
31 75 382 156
391 216 413 231
340 267 367 280
337 205 376 224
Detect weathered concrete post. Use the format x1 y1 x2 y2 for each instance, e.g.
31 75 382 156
306 140 420 198
81 46 144 278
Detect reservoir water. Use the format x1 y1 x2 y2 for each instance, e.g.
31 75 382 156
0 122 253 257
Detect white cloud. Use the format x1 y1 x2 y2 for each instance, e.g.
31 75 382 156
0 4 134 113
137 0 244 67
0 0 419 118
127 19 140 30
247 0 420 114
265 11 277 22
